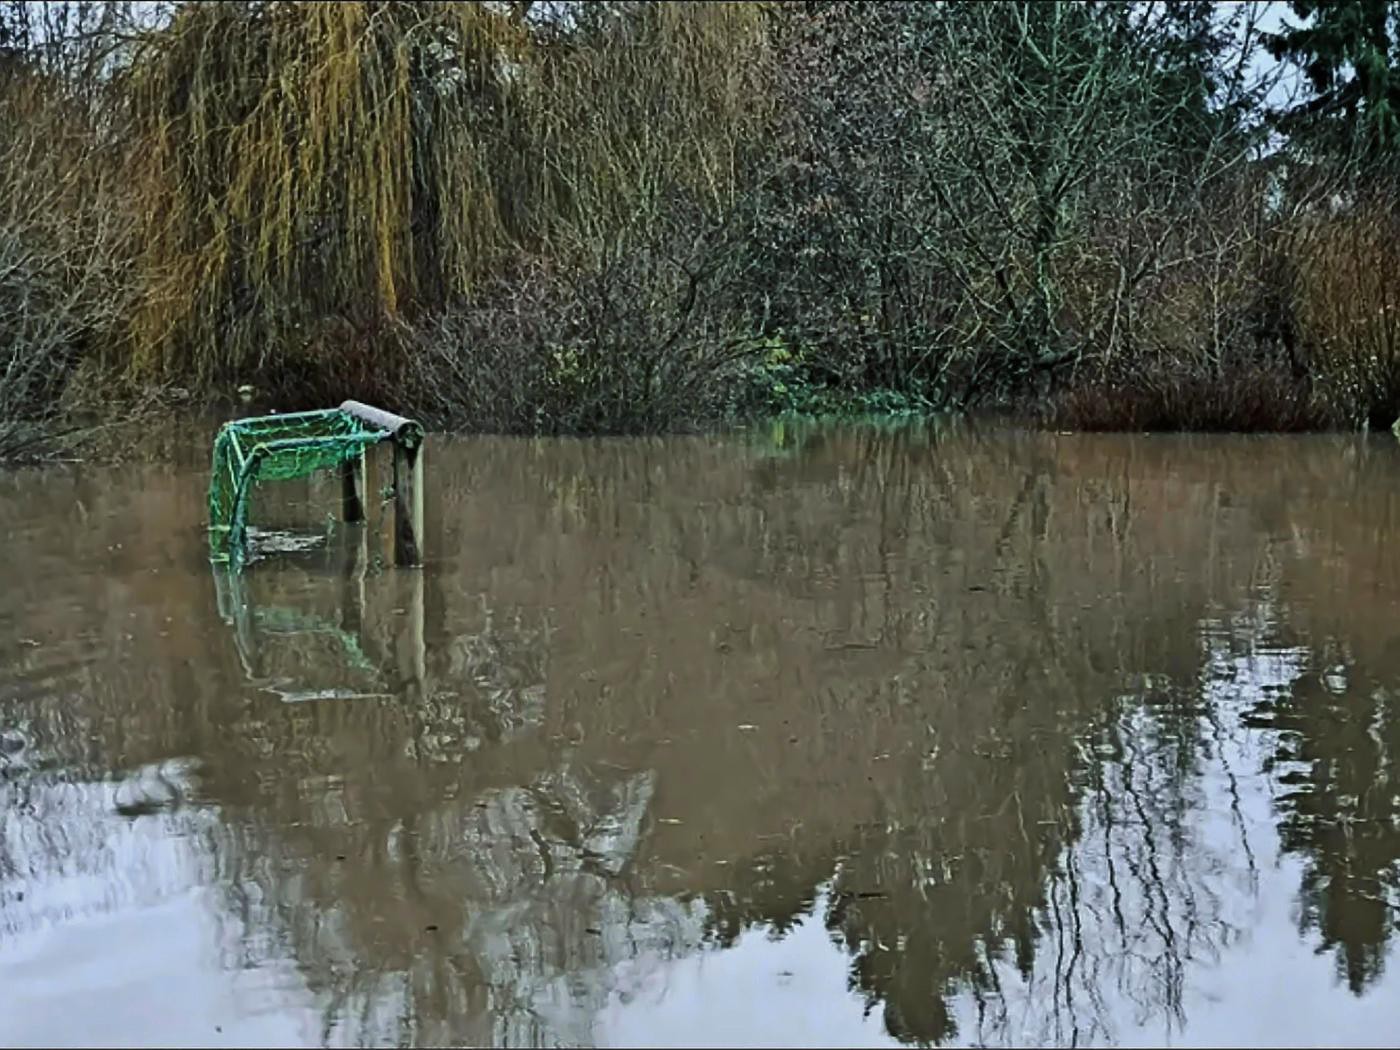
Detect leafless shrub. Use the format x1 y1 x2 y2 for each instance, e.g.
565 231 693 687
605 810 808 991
0 67 132 459
408 208 768 434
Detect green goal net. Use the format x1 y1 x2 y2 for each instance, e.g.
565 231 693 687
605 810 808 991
208 407 392 566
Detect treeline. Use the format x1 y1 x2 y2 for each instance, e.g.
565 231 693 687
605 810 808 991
4 0 1400 456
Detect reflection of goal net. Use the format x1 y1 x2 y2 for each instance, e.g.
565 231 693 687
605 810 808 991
207 401 424 569
211 566 405 703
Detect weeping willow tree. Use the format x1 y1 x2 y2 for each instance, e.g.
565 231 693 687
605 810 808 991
119 0 772 402
122 1 527 396
521 1 774 258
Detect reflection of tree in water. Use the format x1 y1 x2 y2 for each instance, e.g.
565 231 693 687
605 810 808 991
226 758 706 1048
16 424 1398 1047
201 430 1400 1043
199 568 706 1047
0 535 593 1044
436 595 550 748
693 665 1243 1049
661 424 1327 1048
1247 639 1400 993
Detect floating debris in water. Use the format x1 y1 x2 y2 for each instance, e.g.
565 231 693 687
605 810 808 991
244 526 328 561
274 688 393 704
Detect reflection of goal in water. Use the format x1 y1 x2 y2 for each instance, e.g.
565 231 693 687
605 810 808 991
210 557 425 705
207 400 425 570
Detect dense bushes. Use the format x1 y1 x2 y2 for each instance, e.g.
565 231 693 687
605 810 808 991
0 64 132 459
405 218 769 435
5 0 1400 454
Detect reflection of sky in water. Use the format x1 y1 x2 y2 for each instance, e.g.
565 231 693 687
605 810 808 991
597 894 899 1049
4 896 320 1049
1 768 323 1049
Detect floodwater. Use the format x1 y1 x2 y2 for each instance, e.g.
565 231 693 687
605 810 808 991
4 419 1400 1048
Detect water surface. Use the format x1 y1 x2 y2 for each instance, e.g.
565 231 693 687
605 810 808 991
4 421 1400 1047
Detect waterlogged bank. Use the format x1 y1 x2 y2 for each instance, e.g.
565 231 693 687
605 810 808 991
4 422 1400 1046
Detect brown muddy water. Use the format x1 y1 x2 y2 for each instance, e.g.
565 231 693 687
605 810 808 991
4 419 1400 1048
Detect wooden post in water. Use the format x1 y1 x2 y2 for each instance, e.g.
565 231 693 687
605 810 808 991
341 449 365 523
409 567 426 686
340 519 368 637
392 440 423 567
390 568 428 699
339 400 424 567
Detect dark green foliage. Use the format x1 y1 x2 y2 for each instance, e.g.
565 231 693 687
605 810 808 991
1266 1 1400 155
